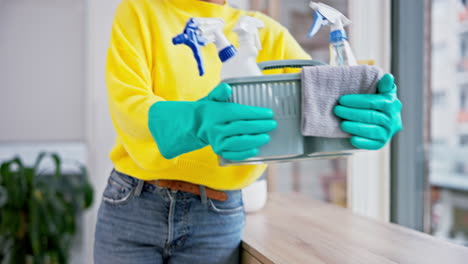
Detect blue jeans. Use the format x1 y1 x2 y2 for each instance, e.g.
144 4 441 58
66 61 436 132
94 170 246 264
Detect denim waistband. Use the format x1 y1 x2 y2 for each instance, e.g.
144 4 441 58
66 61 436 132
111 169 240 201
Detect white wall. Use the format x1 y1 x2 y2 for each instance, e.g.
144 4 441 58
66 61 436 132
0 0 85 142
0 0 118 261
81 0 120 263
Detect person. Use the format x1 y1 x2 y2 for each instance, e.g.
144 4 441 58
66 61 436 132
93 0 403 263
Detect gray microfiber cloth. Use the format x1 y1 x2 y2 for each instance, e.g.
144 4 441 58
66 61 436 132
301 65 383 138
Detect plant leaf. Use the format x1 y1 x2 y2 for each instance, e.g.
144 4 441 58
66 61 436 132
28 199 41 256
78 164 93 208
33 152 46 173
1 158 27 209
50 153 61 179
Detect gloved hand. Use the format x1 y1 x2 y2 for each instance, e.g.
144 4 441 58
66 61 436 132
148 83 277 160
333 74 403 150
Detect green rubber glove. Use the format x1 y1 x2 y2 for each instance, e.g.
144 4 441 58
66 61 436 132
333 74 403 150
148 83 277 160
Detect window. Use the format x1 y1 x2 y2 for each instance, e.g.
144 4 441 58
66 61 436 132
394 0 468 246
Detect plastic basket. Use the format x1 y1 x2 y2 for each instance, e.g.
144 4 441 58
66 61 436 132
219 60 357 166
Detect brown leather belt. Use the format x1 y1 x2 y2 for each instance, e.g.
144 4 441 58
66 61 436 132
145 179 228 202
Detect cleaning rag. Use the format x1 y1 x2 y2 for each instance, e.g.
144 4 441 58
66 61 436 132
301 65 383 138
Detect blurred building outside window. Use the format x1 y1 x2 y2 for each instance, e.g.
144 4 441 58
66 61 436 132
429 0 468 247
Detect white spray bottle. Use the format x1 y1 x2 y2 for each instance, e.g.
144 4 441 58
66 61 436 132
308 2 357 66
232 15 267 213
230 15 264 77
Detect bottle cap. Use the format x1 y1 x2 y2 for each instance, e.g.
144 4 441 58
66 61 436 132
219 45 237 62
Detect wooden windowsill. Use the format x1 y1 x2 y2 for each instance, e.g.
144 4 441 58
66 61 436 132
241 193 468 264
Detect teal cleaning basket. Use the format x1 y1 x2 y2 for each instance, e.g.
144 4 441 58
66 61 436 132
219 60 357 166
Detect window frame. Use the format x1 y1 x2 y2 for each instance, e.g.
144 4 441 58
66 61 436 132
390 0 429 231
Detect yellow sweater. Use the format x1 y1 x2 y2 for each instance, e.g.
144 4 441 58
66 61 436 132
106 0 311 190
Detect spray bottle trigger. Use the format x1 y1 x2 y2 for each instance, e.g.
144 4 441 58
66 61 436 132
173 18 216 76
308 11 325 38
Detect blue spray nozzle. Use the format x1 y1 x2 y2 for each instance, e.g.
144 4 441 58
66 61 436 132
172 18 208 76
308 10 326 38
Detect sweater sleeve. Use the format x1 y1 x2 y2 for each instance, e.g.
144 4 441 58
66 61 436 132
106 0 178 171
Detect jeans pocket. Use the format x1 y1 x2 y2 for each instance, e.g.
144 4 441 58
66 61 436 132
102 170 136 205
208 190 244 215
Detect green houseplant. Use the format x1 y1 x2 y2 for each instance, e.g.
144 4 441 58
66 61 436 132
0 152 93 264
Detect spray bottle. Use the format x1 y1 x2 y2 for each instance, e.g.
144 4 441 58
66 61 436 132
231 15 264 77
173 16 268 212
232 15 267 213
172 17 237 76
308 2 357 66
